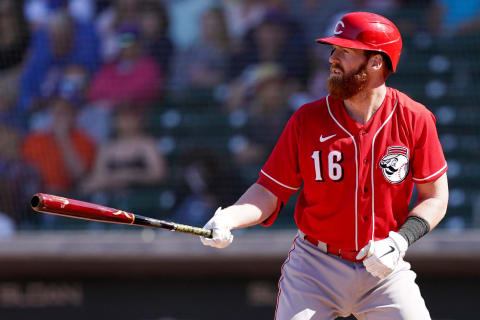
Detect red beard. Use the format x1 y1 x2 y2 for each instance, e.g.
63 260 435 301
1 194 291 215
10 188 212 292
327 62 369 100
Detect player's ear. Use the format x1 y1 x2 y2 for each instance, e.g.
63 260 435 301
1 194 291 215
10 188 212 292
369 54 383 71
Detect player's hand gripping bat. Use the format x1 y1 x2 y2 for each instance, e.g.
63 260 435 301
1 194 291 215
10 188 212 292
31 193 213 238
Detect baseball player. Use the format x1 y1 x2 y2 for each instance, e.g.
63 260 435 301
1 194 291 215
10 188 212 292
201 12 449 320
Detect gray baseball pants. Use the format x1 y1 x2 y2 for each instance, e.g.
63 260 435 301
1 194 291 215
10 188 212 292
275 232 431 320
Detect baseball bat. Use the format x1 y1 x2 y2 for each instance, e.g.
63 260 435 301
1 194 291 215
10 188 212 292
30 193 213 238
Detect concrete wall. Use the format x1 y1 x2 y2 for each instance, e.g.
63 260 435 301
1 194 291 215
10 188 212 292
0 230 479 319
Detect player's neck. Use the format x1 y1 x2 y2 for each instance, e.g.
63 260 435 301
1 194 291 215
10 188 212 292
343 84 387 125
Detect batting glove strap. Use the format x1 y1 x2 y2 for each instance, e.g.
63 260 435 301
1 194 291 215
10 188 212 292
388 231 408 257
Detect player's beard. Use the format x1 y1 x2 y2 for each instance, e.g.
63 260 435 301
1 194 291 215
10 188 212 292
327 61 369 100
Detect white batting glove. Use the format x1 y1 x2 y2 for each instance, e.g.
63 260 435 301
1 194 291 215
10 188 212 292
200 207 234 249
356 231 408 279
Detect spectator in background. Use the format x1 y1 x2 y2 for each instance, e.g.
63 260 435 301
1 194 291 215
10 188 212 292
285 0 357 46
0 125 41 235
0 81 20 129
0 0 29 71
227 63 292 167
288 62 330 111
48 64 90 104
81 105 167 195
426 0 480 37
385 0 433 38
222 0 269 47
17 9 99 120
88 24 163 108
96 0 140 62
172 147 245 226
29 64 90 131
25 63 113 146
171 7 231 91
138 0 173 80
228 10 309 86
24 0 96 29
22 95 96 194
0 0 30 129
164 0 218 50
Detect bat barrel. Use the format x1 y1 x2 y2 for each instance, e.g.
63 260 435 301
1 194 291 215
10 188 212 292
30 193 213 238
31 193 136 225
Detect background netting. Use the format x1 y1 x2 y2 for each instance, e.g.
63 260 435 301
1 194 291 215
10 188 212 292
0 0 479 233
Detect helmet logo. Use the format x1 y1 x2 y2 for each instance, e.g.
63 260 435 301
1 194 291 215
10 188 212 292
334 20 345 35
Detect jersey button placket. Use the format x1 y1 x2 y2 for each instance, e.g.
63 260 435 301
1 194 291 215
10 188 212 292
357 128 371 248
358 130 369 194
357 129 371 229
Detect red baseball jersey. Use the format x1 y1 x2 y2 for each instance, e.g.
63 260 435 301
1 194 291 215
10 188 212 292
257 87 447 251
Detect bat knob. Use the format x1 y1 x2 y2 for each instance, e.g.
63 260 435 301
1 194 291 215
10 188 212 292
31 195 41 209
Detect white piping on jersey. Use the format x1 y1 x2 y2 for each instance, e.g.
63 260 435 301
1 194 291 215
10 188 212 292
260 169 301 190
370 99 398 242
326 96 359 251
412 163 447 181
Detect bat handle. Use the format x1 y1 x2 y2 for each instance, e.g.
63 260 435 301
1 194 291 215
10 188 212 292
174 223 213 238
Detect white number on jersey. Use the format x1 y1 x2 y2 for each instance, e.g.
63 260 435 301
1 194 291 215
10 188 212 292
328 150 343 181
311 150 343 182
311 150 324 181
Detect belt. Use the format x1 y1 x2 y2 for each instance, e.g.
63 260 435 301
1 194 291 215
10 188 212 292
299 231 363 262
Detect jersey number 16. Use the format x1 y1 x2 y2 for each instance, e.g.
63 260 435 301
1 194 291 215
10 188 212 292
311 150 344 182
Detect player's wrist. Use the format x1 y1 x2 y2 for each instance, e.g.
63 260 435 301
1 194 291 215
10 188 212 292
397 216 431 247
210 207 235 230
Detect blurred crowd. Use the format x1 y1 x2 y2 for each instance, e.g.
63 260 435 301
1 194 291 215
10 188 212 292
0 0 480 234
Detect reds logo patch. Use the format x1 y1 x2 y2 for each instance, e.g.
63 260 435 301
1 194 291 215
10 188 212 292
379 146 409 183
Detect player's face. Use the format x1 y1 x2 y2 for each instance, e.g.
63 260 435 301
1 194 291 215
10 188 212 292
327 46 370 100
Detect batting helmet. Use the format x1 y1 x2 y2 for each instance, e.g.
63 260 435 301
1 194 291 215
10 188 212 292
316 12 402 72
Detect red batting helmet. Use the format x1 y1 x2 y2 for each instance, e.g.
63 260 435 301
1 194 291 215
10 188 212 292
316 12 402 72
